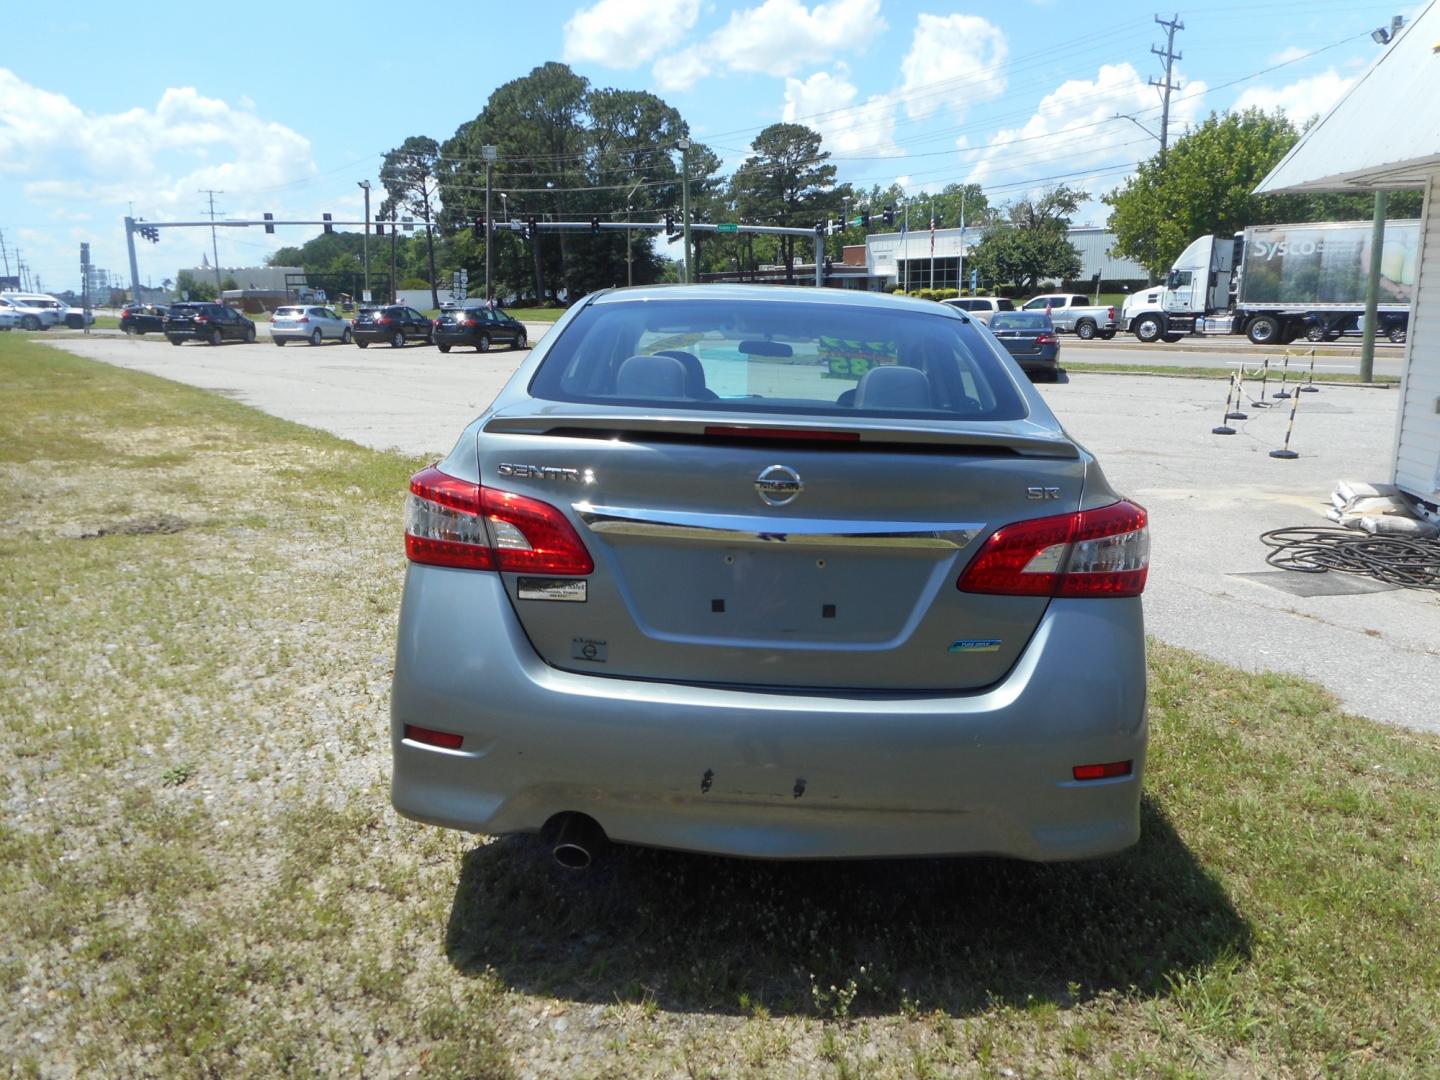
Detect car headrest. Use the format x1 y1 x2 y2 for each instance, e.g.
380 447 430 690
654 350 716 399
853 365 931 410
616 354 689 399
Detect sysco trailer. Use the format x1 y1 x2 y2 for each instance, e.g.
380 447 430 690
1120 219 1419 345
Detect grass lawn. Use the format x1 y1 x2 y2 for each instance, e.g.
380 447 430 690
2 333 1437 1077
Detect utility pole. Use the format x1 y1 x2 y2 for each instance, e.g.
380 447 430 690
1359 191 1388 382
358 180 371 300
0 229 10 278
677 137 693 284
482 145 498 303
200 189 224 293
124 218 142 303
625 179 644 288
1150 14 1184 166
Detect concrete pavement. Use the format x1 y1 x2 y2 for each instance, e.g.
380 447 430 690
40 333 1440 734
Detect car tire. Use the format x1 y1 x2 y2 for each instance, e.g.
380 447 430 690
1098 329 1116 340
274 338 285 346
21 315 40 331
1132 314 1163 343
208 328 223 347
244 325 257 343
1162 333 1186 343
437 343 451 353
1305 324 1327 342
512 331 527 350
356 340 369 349
1246 315 1282 345
477 334 490 353
341 328 352 345
122 324 134 335
1388 326 1407 344
391 331 406 348
1075 320 1096 340
168 337 183 346
309 329 322 346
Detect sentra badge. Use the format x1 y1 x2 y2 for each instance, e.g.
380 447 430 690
497 463 593 483
949 639 1002 653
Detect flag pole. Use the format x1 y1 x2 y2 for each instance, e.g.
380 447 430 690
929 197 935 290
958 198 965 296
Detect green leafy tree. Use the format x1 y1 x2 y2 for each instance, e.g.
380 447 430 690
972 185 1086 292
175 270 216 302
731 123 837 283
380 135 443 309
1104 109 1423 278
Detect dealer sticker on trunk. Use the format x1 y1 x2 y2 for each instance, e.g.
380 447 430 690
518 578 587 602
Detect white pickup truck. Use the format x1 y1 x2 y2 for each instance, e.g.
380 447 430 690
1020 293 1117 339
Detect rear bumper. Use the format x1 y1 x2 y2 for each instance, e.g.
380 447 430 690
390 568 1147 861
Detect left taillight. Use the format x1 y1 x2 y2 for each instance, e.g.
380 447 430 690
404 465 593 575
957 500 1149 598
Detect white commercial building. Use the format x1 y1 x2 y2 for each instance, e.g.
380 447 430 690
865 225 1148 292
1256 0 1440 513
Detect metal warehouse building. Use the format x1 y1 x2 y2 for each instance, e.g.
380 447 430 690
863 226 1149 292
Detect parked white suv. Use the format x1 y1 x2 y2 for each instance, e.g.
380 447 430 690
940 296 1015 325
0 294 64 330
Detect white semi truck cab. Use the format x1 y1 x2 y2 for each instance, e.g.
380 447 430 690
1121 220 1418 345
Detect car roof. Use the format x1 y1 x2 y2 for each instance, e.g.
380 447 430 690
586 283 965 316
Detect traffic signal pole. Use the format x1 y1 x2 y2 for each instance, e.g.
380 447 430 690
123 216 142 303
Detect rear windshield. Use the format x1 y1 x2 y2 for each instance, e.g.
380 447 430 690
991 313 1051 330
998 299 1015 311
275 307 301 316
530 297 1027 421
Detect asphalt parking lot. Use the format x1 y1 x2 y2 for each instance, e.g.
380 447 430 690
42 331 1440 734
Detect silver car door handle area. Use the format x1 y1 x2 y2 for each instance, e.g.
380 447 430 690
574 503 984 550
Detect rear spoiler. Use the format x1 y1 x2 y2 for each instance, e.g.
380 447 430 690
482 414 1080 459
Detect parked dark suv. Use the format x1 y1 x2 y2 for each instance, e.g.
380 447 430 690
164 303 257 346
432 303 528 353
352 305 433 348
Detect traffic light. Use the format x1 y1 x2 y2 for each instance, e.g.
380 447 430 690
375 222 385 236
815 221 826 236
590 216 600 235
263 212 274 234
472 215 484 238
138 225 159 243
524 216 538 239
665 212 675 235
882 206 895 226
323 213 333 234
860 210 870 229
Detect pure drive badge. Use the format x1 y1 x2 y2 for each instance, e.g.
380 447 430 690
949 639 1002 653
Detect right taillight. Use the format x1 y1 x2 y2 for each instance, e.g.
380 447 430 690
404 466 593 575
957 500 1148 597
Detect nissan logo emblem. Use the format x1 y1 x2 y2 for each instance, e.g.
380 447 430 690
755 464 803 506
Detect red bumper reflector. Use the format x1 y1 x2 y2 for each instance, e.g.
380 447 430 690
1072 760 1132 781
404 724 463 750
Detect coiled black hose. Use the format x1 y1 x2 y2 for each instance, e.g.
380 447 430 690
1260 526 1440 590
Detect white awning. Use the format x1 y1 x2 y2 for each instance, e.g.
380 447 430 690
1255 1 1440 194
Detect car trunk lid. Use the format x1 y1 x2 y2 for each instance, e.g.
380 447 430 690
477 410 1086 691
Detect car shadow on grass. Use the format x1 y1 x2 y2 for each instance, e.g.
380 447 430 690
444 795 1250 1018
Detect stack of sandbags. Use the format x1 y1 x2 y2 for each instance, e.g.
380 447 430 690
1327 480 1439 536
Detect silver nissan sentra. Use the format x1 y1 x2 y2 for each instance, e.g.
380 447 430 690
390 285 1149 864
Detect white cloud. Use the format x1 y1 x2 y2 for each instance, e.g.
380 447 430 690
966 63 1208 215
708 0 883 77
782 69 902 157
0 73 316 208
1267 45 1310 65
897 14 1007 121
1233 70 1353 125
563 0 701 69
653 47 712 92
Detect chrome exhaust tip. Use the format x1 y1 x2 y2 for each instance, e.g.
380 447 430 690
549 812 606 870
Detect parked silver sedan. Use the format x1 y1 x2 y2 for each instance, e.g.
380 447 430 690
391 285 1149 865
269 305 353 346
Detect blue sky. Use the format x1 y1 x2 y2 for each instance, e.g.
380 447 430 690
1 0 1417 294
